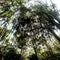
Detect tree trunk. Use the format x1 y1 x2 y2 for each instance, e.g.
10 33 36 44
33 47 39 60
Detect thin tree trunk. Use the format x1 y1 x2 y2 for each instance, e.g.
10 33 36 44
33 47 39 60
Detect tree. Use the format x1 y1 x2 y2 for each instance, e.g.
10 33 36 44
0 0 60 60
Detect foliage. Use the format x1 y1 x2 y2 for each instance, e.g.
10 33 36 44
0 0 60 60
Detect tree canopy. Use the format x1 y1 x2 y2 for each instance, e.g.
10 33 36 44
0 0 60 60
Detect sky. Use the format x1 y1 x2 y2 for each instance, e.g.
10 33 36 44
26 0 60 10
52 0 60 10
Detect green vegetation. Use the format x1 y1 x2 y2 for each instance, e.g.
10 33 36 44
0 0 60 60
